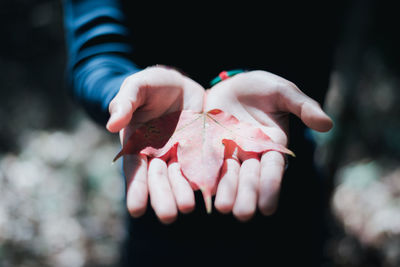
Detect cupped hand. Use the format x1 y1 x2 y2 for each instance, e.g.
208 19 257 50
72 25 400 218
205 70 333 221
107 66 205 224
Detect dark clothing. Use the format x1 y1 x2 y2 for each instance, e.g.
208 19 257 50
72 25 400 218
63 1 346 266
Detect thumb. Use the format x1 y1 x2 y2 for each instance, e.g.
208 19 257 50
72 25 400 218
281 84 333 132
299 101 333 132
106 83 142 133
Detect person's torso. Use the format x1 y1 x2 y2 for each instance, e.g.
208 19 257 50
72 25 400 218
122 2 345 103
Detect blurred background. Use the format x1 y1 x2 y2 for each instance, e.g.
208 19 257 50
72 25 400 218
0 0 399 266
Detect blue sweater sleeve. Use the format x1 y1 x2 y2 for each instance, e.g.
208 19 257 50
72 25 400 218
62 0 141 124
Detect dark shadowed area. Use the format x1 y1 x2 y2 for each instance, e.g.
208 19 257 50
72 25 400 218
0 0 399 266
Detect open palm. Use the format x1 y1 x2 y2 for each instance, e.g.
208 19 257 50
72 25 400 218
107 68 332 223
107 66 205 223
205 70 332 221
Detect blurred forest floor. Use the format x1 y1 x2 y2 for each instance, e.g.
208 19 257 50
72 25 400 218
0 1 125 266
0 0 399 267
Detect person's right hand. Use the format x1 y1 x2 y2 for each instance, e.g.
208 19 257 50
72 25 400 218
106 66 205 224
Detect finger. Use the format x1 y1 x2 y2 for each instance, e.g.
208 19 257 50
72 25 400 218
106 77 143 133
280 82 333 132
167 159 195 213
214 158 240 214
233 157 260 221
148 158 178 224
125 154 149 217
258 151 285 216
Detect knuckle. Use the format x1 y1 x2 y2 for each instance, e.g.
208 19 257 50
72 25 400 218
146 65 182 78
262 153 285 168
120 75 141 97
152 167 167 179
139 66 184 90
108 98 119 112
286 80 299 90
269 176 283 189
133 176 148 189
275 80 294 92
123 74 138 87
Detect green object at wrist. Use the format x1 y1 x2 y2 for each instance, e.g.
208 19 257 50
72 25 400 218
210 69 245 86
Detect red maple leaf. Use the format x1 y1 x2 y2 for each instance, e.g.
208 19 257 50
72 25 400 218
114 109 294 213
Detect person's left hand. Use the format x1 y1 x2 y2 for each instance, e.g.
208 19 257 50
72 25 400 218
205 70 333 221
